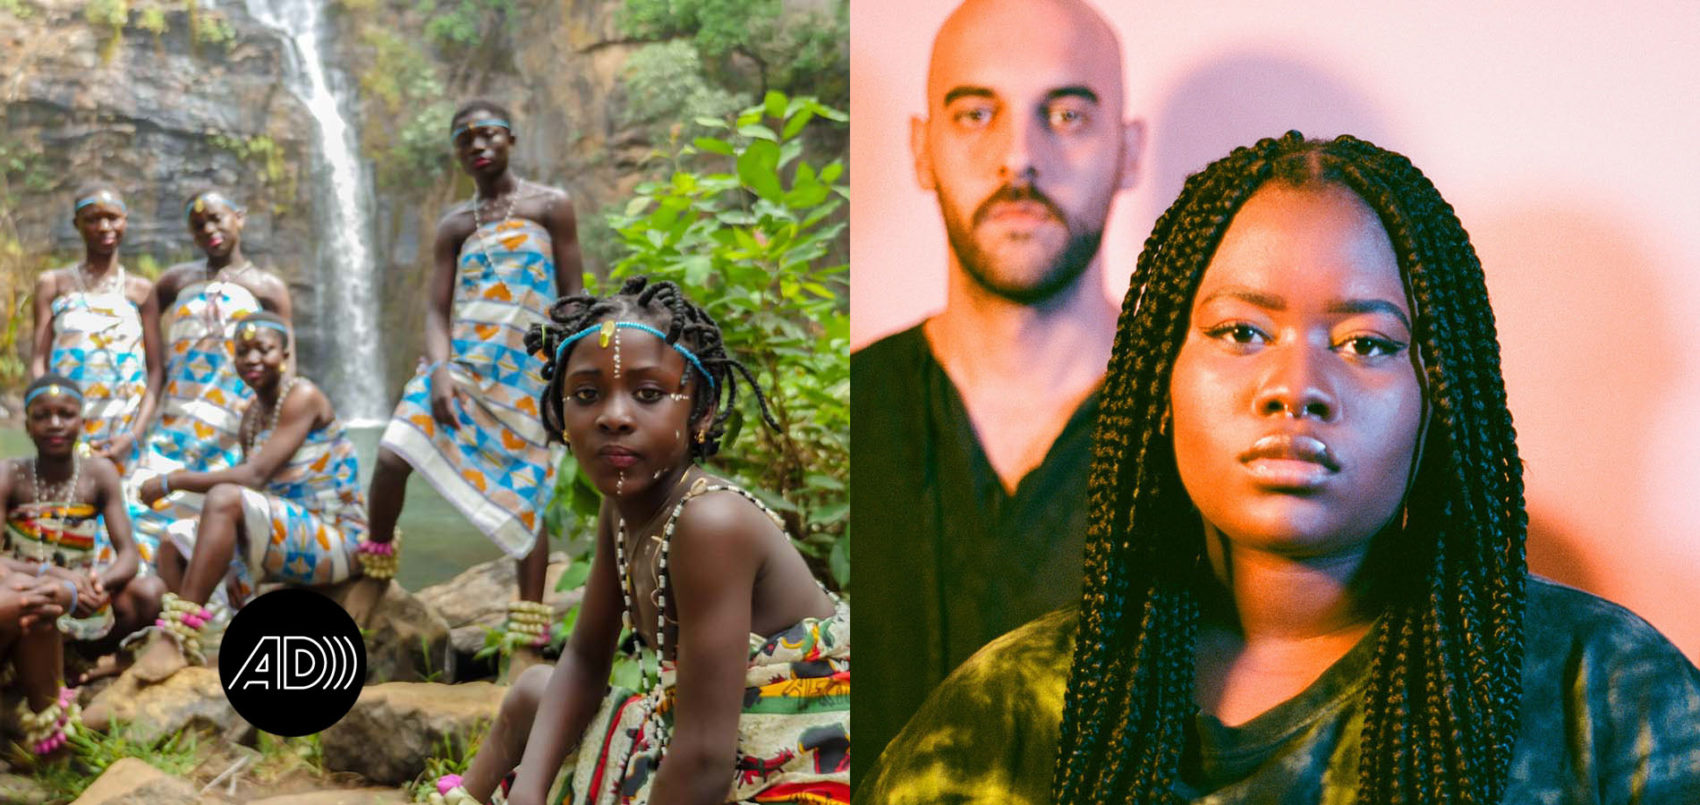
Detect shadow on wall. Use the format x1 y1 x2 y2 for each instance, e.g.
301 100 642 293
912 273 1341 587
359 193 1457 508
1473 202 1692 653
1144 51 1393 224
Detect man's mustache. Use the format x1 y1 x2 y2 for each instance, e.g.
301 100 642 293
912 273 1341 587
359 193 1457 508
971 184 1067 228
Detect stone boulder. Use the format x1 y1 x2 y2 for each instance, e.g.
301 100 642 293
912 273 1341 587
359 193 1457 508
69 758 197 804
319 577 453 684
320 681 507 786
82 667 241 745
416 552 584 666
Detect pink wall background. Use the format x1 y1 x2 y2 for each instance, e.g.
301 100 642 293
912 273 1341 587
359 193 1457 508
851 2 1700 661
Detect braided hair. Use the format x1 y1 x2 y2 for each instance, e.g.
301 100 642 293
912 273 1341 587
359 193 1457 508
1053 132 1527 804
524 276 779 462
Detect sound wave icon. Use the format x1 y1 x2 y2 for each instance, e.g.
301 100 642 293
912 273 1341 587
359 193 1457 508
227 635 362 691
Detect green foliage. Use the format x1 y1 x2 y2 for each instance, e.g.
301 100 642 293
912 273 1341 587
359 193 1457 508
35 721 200 801
599 90 849 589
407 721 489 801
621 40 750 141
358 28 454 191
188 4 235 48
135 6 166 35
619 0 847 110
207 132 296 213
0 138 52 393
417 0 513 52
253 732 325 781
1 0 35 18
83 0 126 31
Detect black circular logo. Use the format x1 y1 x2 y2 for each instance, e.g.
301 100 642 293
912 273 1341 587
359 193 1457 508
219 588 366 736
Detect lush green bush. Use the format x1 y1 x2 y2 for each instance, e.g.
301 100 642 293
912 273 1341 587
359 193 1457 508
550 90 848 593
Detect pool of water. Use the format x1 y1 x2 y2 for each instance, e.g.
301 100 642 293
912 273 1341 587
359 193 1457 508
0 425 506 590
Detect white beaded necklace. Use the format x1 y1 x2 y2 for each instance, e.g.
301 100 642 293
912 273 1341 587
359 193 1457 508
28 455 82 504
471 183 519 270
242 376 301 453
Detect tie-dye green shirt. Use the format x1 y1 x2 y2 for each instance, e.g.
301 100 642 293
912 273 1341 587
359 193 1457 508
857 577 1700 804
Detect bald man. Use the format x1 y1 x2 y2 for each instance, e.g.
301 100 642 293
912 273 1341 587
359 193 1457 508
853 0 1144 777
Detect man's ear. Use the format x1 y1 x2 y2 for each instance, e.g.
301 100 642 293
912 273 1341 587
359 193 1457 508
1118 117 1146 192
911 115 936 191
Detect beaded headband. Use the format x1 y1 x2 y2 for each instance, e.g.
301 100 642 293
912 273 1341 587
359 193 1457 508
554 320 716 394
234 319 291 340
74 191 127 215
25 384 83 407
185 192 242 219
451 117 512 143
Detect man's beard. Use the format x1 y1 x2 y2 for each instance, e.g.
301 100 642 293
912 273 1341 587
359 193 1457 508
941 183 1105 307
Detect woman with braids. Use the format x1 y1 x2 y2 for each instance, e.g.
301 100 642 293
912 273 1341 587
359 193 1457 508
131 312 367 681
429 277 849 805
30 184 163 474
857 132 1700 804
126 189 292 568
365 99 583 672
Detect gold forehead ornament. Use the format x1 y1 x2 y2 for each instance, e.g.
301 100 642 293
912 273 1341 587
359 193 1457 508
598 320 616 348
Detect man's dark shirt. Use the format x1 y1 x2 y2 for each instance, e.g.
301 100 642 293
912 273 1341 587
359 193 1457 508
852 323 1098 778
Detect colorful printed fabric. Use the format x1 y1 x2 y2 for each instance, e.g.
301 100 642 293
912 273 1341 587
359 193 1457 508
569 600 852 805
379 218 561 557
4 501 115 640
48 279 147 471
166 418 367 603
127 277 261 562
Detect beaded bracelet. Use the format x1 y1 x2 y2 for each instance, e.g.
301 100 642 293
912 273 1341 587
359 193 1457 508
155 592 212 664
505 600 555 648
356 531 403 580
61 579 77 615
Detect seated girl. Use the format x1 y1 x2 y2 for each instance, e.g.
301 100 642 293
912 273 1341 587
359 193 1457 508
1 375 164 753
434 277 849 805
1 565 75 757
858 133 1700 803
135 312 368 677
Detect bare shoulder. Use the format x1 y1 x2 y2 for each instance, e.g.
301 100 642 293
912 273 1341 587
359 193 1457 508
294 378 335 425
34 267 67 297
83 455 121 488
671 486 784 557
124 270 154 296
155 262 205 294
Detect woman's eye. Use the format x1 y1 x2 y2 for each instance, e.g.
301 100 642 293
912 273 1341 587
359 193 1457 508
1205 323 1268 346
1338 336 1406 359
634 388 664 402
570 387 599 403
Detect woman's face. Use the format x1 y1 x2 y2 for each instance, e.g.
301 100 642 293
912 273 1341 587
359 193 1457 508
74 198 127 256
232 326 288 394
1169 183 1424 559
26 390 83 459
188 198 244 258
558 323 702 500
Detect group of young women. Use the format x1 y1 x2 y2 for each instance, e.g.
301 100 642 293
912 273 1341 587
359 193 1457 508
1 99 852 804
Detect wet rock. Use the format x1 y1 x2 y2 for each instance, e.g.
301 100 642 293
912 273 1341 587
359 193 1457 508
249 789 413 804
416 552 584 664
69 757 197 804
319 681 506 785
0 772 50 805
82 666 240 745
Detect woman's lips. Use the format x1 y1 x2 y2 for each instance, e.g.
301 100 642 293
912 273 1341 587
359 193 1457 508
1239 434 1339 490
599 446 639 469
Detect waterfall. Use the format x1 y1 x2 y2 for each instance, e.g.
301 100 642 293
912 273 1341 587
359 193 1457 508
243 0 387 423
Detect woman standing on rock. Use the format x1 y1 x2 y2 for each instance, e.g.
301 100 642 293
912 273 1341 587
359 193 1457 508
126 190 292 566
29 184 162 476
362 98 583 675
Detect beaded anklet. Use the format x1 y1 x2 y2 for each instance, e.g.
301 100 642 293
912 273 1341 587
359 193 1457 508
156 592 212 664
356 530 402 580
16 685 80 756
504 600 554 649
426 774 482 805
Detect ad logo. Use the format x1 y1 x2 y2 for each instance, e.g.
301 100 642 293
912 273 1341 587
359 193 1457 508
219 588 365 736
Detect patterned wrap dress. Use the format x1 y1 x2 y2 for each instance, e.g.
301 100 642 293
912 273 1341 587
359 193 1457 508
568 484 852 805
127 275 260 563
378 217 562 557
48 267 148 473
165 415 367 604
4 498 115 641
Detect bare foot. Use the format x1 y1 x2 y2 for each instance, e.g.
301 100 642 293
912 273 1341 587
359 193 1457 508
131 632 189 685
